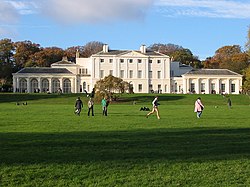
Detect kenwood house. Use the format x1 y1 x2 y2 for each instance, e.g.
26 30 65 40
12 44 242 94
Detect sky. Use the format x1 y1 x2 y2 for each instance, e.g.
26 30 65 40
0 0 250 60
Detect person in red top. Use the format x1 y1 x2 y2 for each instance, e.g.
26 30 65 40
194 97 204 118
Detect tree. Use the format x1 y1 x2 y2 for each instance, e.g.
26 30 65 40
242 65 250 94
211 45 249 73
0 38 15 87
28 47 64 67
64 46 84 62
14 41 41 69
82 41 104 57
94 75 129 100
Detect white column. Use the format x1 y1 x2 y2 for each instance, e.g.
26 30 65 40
196 78 200 94
216 79 220 94
26 78 31 93
16 77 20 92
183 78 187 94
49 78 52 93
38 77 41 92
226 79 230 94
13 77 17 92
206 78 210 94
60 78 63 93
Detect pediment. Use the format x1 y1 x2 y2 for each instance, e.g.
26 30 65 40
119 50 147 58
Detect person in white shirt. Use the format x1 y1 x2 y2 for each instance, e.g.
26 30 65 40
146 96 160 119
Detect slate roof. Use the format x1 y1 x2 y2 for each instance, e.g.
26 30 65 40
96 50 166 56
52 60 75 65
16 67 73 74
184 69 242 76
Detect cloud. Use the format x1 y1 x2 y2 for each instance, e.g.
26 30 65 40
155 0 250 18
38 0 154 24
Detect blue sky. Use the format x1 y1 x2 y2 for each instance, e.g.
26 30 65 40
0 0 250 60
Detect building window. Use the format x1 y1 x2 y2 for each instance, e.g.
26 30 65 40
149 84 153 93
174 83 177 92
82 68 88 75
221 83 225 93
170 70 174 77
31 78 38 93
79 69 81 74
100 59 104 63
190 83 195 93
129 70 133 78
83 82 86 90
41 79 49 92
100 70 104 78
149 71 152 78
201 83 205 92
138 70 142 78
120 70 124 78
158 84 162 93
231 84 235 93
149 59 152 63
157 60 161 64
63 79 71 93
138 84 142 92
211 83 215 94
52 79 60 93
120 59 124 63
129 59 133 63
109 70 113 75
138 59 142 63
157 71 161 79
19 78 27 93
109 59 113 63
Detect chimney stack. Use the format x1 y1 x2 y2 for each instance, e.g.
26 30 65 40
140 44 146 53
103 44 109 53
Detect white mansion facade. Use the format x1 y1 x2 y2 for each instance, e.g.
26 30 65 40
12 44 243 94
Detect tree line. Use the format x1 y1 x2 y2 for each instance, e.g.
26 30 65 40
1 27 250 93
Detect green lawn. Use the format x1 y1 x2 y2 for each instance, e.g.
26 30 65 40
0 93 250 186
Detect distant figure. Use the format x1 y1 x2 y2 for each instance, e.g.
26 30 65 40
101 97 107 116
74 97 83 116
227 98 232 109
87 97 94 116
194 97 204 118
146 96 160 119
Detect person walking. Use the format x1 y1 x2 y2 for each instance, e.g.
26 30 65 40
75 97 83 116
194 97 204 118
227 97 232 109
101 97 107 116
87 97 94 116
146 96 160 119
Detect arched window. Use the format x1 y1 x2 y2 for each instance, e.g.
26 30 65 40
41 79 49 93
52 79 60 93
30 78 38 93
63 79 71 93
19 78 27 93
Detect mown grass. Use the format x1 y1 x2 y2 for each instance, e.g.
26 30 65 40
0 93 250 186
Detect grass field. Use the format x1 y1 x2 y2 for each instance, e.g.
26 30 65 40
0 93 250 186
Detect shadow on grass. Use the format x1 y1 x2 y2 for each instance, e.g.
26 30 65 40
1 128 250 165
0 93 82 103
117 95 185 103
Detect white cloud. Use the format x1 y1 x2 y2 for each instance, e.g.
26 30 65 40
38 0 154 24
155 0 250 18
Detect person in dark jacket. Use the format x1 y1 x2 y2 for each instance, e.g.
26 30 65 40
87 97 94 116
75 97 83 116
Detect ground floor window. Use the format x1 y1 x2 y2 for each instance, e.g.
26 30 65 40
201 83 205 92
19 78 27 93
63 79 71 93
190 83 195 93
221 83 225 93
52 79 60 93
138 84 142 92
42 79 49 92
31 78 38 93
231 84 235 93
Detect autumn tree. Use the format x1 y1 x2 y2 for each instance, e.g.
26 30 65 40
14 40 41 69
64 46 84 62
28 47 64 67
82 41 103 57
211 45 249 73
94 75 129 100
148 43 201 66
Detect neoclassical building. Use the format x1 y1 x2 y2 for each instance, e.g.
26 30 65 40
12 44 243 94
